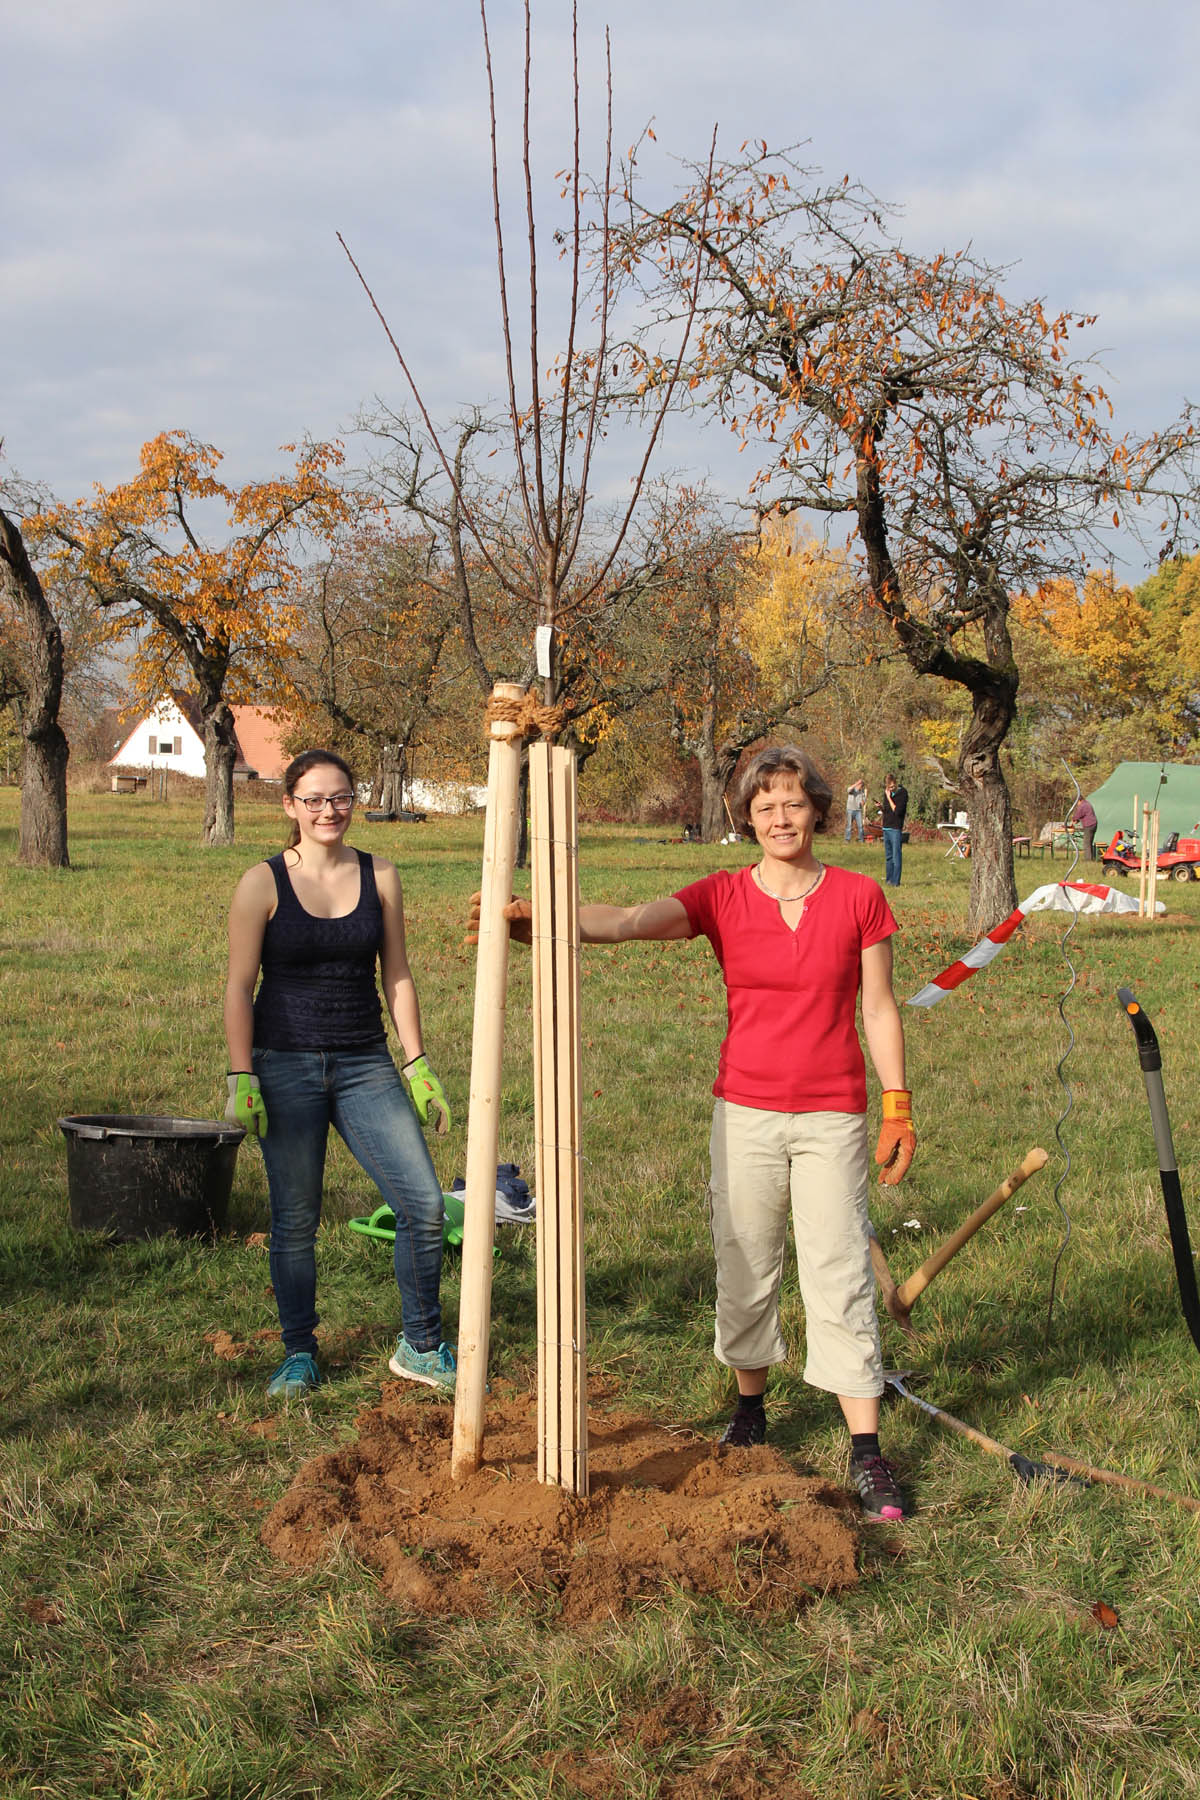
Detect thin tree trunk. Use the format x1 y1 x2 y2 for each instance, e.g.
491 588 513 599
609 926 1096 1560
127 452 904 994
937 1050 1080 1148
699 753 733 841
693 696 740 843
377 744 407 814
0 507 70 868
202 702 238 846
960 683 1018 934
515 758 530 870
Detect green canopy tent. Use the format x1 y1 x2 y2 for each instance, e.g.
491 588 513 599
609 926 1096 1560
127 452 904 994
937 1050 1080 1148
1086 762 1200 845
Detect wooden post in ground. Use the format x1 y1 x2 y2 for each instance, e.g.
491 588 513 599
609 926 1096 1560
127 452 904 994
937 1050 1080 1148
1147 807 1161 922
1139 803 1151 919
530 739 588 1495
451 682 526 1481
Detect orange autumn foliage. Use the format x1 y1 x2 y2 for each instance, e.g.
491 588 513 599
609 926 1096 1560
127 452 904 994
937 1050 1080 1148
32 431 358 716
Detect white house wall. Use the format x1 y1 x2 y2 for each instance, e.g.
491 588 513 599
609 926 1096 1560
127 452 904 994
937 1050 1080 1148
408 777 487 815
110 701 208 778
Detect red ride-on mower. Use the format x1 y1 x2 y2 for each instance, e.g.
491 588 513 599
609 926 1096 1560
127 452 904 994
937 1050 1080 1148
1102 829 1200 882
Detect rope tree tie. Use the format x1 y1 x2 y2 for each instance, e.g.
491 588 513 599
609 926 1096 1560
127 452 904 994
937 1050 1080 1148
484 684 567 746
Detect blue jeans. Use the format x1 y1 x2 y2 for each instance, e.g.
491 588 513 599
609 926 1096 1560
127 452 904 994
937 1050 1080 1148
844 809 864 843
883 828 903 885
253 1045 445 1357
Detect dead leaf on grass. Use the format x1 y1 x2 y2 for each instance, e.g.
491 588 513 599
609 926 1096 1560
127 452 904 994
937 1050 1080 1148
22 1597 63 1625
850 1707 890 1744
245 1232 268 1249
1091 1600 1120 1630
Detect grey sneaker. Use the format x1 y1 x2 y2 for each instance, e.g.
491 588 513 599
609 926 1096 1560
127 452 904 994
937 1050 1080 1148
719 1406 767 1447
266 1351 320 1399
850 1451 906 1521
388 1337 457 1394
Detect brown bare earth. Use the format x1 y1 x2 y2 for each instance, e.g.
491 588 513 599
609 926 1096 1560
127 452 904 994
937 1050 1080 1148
263 1385 860 1621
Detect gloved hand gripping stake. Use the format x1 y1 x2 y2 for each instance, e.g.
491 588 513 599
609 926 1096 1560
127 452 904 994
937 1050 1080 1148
1118 987 1200 1358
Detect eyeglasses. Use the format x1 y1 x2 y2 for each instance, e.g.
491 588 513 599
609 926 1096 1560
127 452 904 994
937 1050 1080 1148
296 792 355 814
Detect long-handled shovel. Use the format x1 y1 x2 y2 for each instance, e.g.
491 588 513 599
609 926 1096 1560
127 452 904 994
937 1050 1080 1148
884 1370 1200 1513
1117 987 1200 1358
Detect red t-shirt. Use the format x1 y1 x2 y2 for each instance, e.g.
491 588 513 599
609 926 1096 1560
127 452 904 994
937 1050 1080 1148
673 863 897 1114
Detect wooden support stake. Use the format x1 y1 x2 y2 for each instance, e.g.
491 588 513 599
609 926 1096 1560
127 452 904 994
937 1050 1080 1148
1139 802 1150 919
530 743 556 1485
530 740 588 1494
450 682 524 1481
1147 807 1161 921
553 745 587 1494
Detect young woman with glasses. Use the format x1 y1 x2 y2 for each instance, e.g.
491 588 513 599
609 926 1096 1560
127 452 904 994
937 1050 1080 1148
224 748 456 1400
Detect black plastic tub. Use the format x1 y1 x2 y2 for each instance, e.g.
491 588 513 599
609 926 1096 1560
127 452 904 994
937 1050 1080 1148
57 1115 245 1242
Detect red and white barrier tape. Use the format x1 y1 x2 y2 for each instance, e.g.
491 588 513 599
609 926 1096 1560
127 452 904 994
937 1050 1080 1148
907 881 1159 1008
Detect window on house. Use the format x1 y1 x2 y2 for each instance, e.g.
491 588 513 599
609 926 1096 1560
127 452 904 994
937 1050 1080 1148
148 736 157 754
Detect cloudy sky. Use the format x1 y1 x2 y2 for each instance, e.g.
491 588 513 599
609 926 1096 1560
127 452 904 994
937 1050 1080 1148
3 0 1197 576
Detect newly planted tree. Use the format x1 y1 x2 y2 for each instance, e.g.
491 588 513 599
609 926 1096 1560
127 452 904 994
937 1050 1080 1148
340 0 710 1483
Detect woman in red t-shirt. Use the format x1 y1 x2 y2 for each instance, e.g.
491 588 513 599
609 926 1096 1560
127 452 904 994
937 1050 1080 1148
505 744 916 1523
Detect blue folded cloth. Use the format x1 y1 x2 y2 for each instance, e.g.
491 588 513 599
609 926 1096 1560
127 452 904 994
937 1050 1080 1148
451 1163 535 1222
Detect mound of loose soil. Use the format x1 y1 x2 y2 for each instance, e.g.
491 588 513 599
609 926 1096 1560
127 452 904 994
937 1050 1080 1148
262 1385 859 1620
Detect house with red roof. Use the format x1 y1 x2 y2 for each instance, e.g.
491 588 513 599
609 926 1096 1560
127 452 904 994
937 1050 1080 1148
109 693 293 781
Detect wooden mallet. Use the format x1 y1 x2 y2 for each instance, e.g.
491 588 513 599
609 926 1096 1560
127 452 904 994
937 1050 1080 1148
875 1147 1050 1331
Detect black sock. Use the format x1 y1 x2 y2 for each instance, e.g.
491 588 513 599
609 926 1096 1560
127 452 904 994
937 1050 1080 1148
850 1432 880 1460
735 1392 765 1414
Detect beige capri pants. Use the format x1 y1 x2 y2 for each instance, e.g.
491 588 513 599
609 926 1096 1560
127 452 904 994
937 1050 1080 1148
707 1099 883 1399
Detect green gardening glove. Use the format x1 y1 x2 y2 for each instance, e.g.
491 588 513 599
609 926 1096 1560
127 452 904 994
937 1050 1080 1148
403 1055 450 1135
225 1072 268 1139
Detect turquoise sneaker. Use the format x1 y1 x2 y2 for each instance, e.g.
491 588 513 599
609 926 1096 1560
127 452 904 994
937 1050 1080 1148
388 1337 457 1394
266 1351 321 1399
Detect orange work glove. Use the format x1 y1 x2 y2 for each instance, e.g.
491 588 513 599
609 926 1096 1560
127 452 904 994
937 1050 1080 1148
464 892 533 947
874 1089 915 1186
502 899 533 945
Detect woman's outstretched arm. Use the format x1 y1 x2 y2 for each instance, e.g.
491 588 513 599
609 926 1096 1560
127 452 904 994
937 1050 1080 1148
503 896 693 945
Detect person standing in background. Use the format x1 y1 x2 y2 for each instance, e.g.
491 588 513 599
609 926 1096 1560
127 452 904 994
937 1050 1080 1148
845 777 867 843
1069 795 1097 861
880 774 908 887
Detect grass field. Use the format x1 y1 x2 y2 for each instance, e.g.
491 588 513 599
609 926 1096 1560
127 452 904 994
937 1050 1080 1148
2 787 1199 1799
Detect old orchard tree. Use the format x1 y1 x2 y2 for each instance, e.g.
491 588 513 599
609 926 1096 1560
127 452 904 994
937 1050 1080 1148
36 432 354 845
622 147 1195 928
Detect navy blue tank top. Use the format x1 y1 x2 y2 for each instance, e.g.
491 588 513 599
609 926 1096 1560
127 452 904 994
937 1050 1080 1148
252 849 386 1050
